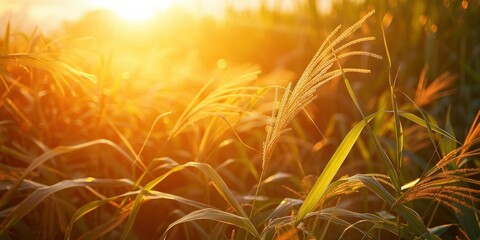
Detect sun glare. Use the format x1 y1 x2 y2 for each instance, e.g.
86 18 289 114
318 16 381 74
98 0 174 22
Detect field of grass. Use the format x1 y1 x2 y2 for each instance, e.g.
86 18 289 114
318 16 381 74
1 0 479 239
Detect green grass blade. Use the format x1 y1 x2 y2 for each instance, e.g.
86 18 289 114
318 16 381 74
333 46 399 190
295 113 377 224
266 198 303 221
399 112 458 143
318 208 414 239
439 107 457 157
120 193 144 240
455 202 480 240
0 178 134 235
382 24 403 171
160 208 260 239
428 224 453 237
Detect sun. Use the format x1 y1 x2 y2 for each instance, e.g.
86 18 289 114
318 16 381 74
98 0 174 22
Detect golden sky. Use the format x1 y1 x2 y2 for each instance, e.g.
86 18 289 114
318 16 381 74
0 0 332 33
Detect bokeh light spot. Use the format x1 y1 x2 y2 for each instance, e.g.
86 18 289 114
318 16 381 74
217 58 228 69
419 15 427 25
382 13 393 28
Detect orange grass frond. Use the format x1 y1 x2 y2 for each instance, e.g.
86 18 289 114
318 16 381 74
414 65 457 107
459 111 480 166
169 67 261 139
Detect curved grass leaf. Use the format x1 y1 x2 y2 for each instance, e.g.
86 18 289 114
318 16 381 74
295 109 464 226
77 213 129 240
160 208 259 239
398 112 457 143
266 198 303 222
439 107 457 158
350 175 440 240
0 139 135 208
295 113 376 224
264 208 415 239
0 178 134 235
428 224 453 237
65 189 212 240
334 49 399 190
454 194 480 240
0 53 96 84
322 208 415 239
120 161 251 239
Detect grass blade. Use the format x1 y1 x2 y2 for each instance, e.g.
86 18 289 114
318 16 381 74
66 189 213 239
0 139 134 208
351 175 440 240
399 112 458 143
160 208 259 239
333 47 399 190
382 24 404 172
120 161 251 239
295 113 377 224
439 107 457 157
0 178 134 235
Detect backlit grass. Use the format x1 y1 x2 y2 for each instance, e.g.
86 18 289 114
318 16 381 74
1 1 479 239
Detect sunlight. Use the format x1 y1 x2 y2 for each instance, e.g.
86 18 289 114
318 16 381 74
98 0 175 22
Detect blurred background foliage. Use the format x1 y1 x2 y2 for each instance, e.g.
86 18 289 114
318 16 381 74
60 0 479 138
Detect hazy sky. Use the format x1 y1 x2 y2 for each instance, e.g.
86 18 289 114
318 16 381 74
0 0 100 32
0 0 332 33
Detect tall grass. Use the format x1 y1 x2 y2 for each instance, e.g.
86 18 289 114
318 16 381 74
1 4 479 240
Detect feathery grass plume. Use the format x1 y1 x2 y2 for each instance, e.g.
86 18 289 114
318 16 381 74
262 10 381 169
168 66 261 140
400 137 480 213
414 65 457 107
459 111 480 166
